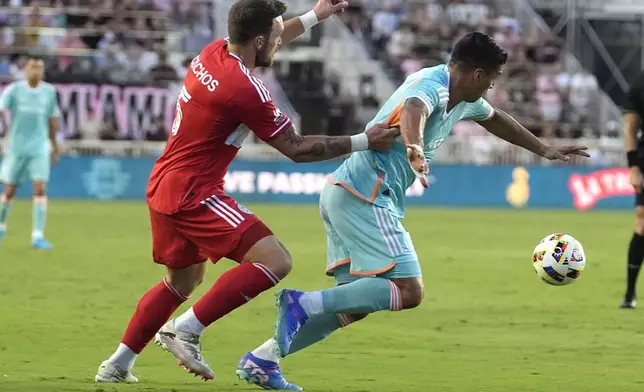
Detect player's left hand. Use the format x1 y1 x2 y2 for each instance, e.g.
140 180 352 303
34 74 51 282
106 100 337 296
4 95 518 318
541 145 590 161
313 0 349 21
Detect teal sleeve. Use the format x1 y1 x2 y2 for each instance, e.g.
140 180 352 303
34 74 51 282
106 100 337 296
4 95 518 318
403 79 444 114
48 88 60 118
0 84 15 111
462 98 495 121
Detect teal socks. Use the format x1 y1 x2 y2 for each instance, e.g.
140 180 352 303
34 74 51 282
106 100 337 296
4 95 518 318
0 195 10 229
287 313 342 355
316 277 402 314
251 314 349 362
32 196 47 239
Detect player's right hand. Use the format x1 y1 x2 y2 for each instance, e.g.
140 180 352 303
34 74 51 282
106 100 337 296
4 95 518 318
407 144 429 188
631 166 644 192
365 123 400 151
51 147 60 165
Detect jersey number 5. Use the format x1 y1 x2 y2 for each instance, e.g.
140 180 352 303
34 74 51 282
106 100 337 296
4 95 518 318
171 85 192 136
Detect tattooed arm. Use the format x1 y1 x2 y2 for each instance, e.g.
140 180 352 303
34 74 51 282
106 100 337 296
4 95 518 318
267 124 400 163
267 126 352 163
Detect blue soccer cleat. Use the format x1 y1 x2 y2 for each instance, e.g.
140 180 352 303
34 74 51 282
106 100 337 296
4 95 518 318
275 289 309 357
0 227 5 245
236 352 302 390
32 237 53 250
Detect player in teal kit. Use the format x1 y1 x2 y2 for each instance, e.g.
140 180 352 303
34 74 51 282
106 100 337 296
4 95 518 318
237 33 591 390
0 56 60 249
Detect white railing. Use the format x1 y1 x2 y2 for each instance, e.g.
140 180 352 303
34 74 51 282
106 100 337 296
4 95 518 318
52 138 625 166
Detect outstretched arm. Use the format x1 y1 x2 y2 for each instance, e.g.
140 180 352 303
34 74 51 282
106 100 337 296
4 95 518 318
267 126 350 162
281 0 348 45
267 124 399 163
476 109 589 161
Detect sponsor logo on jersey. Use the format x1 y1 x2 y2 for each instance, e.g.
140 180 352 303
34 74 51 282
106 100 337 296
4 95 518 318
273 108 287 125
237 203 253 214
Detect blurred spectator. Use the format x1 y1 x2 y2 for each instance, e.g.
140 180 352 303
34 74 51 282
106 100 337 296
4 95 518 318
401 53 423 77
57 30 86 70
387 23 414 63
493 25 521 59
568 69 599 118
78 108 102 141
536 67 563 137
145 117 167 141
9 55 26 80
149 52 178 82
100 119 120 141
371 5 398 55
526 29 563 65
325 82 355 137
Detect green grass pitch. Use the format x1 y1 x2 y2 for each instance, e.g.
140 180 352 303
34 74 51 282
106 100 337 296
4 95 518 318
1 201 644 391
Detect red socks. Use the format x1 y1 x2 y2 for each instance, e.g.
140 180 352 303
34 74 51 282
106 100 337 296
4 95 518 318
121 278 187 353
192 262 279 327
120 262 279 353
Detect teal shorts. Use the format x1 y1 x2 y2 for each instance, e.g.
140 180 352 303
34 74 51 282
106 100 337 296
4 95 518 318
319 181 422 284
0 153 50 185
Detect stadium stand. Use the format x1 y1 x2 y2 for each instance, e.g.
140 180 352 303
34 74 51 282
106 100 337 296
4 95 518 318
0 0 629 166
339 0 607 140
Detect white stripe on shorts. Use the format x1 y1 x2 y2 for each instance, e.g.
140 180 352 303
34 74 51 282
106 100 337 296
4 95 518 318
201 197 245 228
210 195 245 222
376 206 404 255
373 205 403 257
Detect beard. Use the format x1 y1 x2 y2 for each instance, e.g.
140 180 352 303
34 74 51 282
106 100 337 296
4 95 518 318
255 48 274 68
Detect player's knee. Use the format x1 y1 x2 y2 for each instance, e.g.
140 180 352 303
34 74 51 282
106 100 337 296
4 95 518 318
3 185 16 200
264 246 292 279
244 236 293 279
635 207 644 235
394 278 424 309
32 182 46 197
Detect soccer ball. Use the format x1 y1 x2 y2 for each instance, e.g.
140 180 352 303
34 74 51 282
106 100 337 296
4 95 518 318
532 233 586 286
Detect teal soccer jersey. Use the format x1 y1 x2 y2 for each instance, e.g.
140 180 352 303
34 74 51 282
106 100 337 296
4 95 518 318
323 64 495 281
0 81 60 184
329 64 494 219
0 80 59 156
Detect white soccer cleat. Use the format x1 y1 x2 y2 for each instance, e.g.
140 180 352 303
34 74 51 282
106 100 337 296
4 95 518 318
155 319 214 380
95 360 138 383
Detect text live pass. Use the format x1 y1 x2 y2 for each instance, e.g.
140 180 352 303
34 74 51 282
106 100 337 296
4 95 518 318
224 170 427 197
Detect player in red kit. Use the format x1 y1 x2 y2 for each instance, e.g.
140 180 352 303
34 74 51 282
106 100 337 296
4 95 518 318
95 0 400 385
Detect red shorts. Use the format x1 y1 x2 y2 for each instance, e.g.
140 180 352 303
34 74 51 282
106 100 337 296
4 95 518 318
149 194 273 269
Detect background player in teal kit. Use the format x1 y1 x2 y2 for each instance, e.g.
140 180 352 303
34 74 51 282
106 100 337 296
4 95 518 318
237 32 591 390
0 56 60 249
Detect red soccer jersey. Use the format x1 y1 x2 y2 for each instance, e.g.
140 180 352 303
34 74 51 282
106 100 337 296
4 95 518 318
147 39 292 214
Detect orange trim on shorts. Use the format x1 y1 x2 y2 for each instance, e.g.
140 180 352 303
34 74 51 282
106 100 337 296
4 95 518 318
327 171 384 204
325 258 351 273
350 260 397 276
